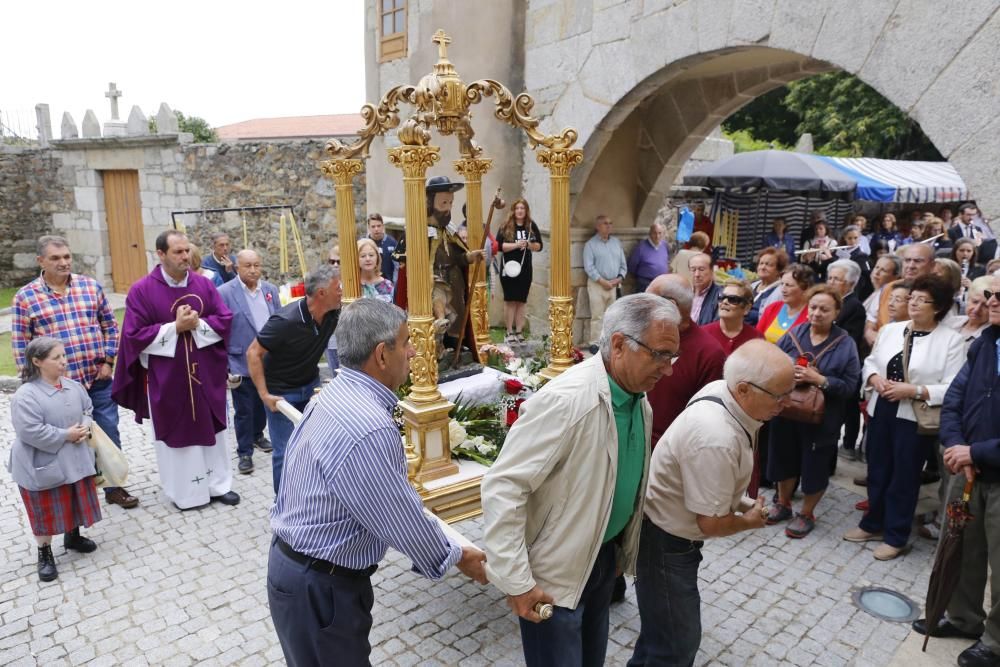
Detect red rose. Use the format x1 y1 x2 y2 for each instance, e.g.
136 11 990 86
505 407 518 427
504 379 525 394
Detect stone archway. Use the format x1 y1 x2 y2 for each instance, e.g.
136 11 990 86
519 1 1000 230
517 0 1000 338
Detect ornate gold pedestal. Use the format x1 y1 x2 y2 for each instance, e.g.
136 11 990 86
319 30 582 520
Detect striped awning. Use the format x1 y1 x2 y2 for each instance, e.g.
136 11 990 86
816 156 969 204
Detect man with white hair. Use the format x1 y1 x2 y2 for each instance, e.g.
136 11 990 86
629 339 795 666
482 293 681 666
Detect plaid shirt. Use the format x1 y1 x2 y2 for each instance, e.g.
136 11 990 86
12 273 119 388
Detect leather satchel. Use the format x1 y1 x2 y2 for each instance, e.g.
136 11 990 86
902 329 941 435
778 329 847 425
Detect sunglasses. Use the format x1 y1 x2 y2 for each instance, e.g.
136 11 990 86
984 290 1000 302
328 259 340 266
720 294 749 306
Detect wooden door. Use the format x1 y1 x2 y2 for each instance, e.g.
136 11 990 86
102 170 147 292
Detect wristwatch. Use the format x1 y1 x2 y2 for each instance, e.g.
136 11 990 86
819 379 830 391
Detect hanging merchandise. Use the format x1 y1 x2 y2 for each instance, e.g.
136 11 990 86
676 207 694 243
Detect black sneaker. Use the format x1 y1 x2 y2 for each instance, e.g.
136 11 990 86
238 455 254 474
254 437 273 453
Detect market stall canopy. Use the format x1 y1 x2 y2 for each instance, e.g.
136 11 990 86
683 149 857 200
815 156 969 204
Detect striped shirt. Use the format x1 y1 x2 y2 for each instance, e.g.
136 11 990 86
271 367 462 576
12 274 118 388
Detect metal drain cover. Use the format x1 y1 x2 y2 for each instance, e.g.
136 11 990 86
851 586 921 622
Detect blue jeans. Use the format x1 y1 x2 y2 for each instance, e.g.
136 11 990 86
629 520 704 667
231 378 266 458
265 380 319 493
519 540 617 667
89 379 123 493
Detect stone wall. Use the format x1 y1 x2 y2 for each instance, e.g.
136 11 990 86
180 141 366 280
0 139 366 289
0 148 68 285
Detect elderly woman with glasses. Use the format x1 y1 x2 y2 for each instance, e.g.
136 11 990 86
704 280 763 356
844 275 965 560
764 285 861 538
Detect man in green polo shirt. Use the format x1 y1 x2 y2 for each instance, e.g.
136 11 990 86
482 294 681 666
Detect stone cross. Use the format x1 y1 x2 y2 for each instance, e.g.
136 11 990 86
105 82 123 120
432 30 451 59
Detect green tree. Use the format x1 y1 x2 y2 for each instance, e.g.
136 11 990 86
147 110 219 143
723 72 942 160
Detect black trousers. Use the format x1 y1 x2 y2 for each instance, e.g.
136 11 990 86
267 540 375 667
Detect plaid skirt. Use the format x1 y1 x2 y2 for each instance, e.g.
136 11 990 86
19 477 102 536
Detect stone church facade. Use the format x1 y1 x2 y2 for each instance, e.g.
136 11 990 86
364 0 1000 340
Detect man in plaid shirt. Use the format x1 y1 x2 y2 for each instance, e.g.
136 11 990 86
12 235 139 509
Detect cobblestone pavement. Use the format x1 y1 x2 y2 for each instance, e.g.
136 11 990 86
0 392 939 666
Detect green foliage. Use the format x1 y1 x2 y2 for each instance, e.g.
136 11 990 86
147 111 219 143
176 111 219 143
723 72 942 160
724 129 790 154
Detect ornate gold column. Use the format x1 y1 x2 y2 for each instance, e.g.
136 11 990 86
320 158 364 302
388 142 459 483
539 148 584 379
453 157 493 361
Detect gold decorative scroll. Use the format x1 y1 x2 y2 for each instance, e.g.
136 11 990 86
320 158 364 302
453 157 494 361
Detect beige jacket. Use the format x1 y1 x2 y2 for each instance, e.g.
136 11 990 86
481 354 652 609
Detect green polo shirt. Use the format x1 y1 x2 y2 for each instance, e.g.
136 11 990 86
603 375 646 543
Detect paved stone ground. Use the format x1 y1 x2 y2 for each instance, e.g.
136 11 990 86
0 392 942 666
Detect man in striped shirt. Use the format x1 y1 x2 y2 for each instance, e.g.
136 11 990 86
12 235 139 509
268 299 487 664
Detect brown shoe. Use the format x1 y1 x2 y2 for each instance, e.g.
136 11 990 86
105 488 139 509
853 476 868 487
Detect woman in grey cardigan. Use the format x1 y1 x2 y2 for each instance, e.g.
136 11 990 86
7 337 101 582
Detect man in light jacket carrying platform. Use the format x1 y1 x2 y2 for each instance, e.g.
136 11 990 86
481 293 681 666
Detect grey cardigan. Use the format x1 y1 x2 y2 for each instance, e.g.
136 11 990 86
7 378 95 491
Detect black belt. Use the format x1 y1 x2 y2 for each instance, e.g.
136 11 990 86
275 537 377 579
643 518 704 549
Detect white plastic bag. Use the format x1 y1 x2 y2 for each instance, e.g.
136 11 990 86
88 423 129 488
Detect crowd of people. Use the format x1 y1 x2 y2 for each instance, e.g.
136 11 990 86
8 191 1000 667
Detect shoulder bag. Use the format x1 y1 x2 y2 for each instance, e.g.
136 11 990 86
902 329 941 435
778 329 847 425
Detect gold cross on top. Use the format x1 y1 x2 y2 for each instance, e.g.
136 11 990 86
432 30 451 59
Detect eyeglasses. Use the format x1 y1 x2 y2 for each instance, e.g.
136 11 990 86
328 259 340 266
908 295 932 306
984 290 999 302
622 333 680 365
720 294 749 306
747 381 793 401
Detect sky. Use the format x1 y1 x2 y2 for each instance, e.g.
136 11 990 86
1 0 367 137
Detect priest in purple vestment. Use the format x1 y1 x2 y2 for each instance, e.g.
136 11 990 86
112 230 240 510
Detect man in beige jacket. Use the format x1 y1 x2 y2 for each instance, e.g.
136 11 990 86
481 293 681 666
